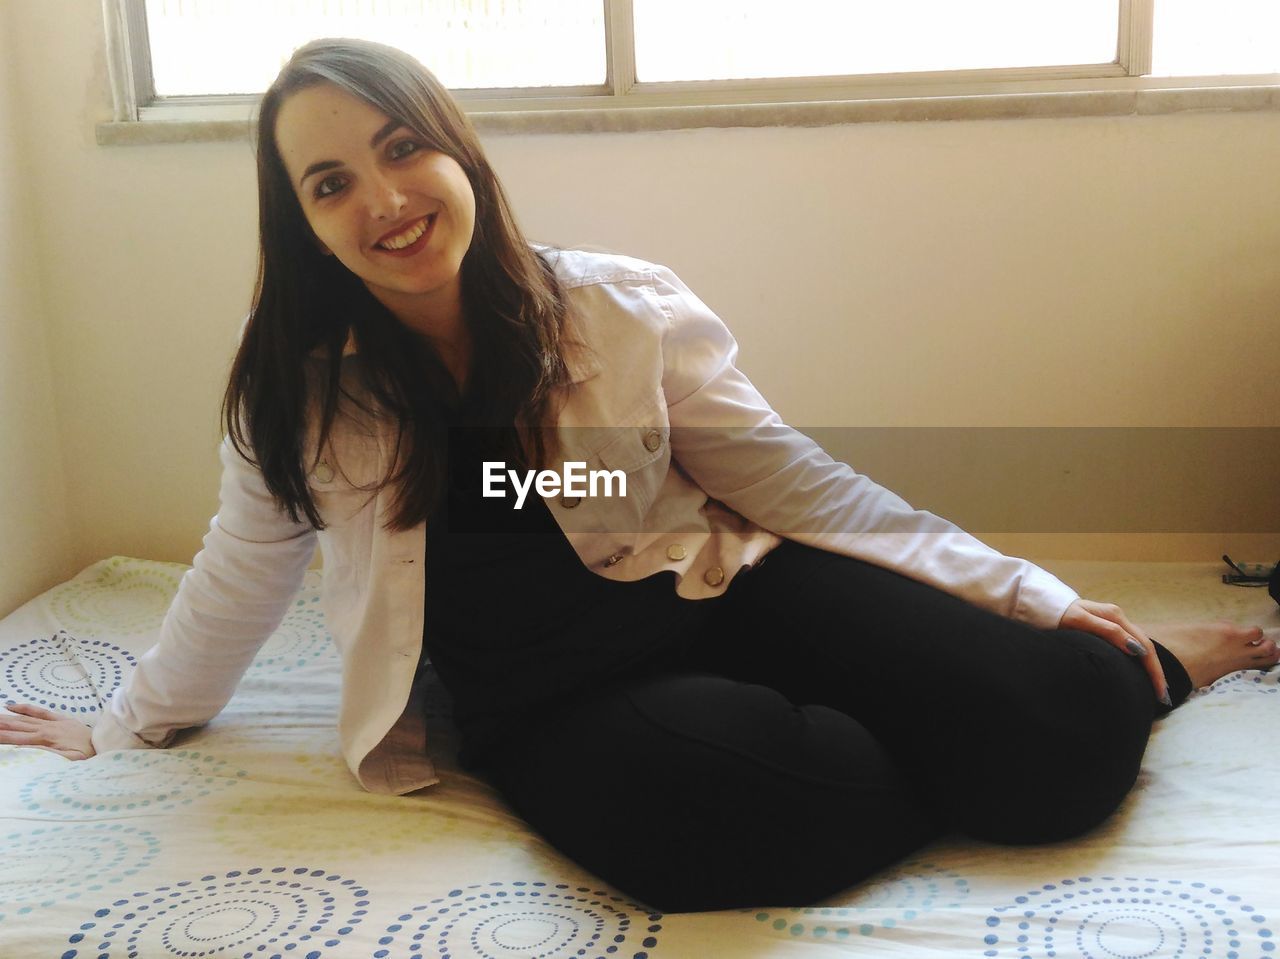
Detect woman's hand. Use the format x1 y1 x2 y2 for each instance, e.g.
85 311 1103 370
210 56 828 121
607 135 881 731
0 703 96 760
1059 599 1171 705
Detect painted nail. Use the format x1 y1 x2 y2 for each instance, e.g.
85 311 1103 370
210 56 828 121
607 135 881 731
1125 639 1146 656
1158 689 1173 707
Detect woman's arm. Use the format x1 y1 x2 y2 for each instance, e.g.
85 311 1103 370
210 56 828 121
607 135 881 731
651 266 1169 698
88 435 317 752
652 266 1079 630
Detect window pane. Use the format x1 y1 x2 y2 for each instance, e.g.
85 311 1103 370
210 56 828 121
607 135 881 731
634 0 1119 82
144 0 605 96
1152 0 1280 76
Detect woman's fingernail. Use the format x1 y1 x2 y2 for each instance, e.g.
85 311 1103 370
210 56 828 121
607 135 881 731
1159 689 1173 707
1125 639 1146 656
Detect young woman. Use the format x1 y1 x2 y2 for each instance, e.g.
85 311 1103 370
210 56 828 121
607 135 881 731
2 38 1276 914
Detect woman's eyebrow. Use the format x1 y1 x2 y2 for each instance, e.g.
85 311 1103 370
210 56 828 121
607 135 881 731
298 118 406 187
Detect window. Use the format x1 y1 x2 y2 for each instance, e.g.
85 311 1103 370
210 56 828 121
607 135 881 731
1151 0 1280 76
632 1 1123 81
101 0 1280 137
144 1 608 96
135 0 1134 98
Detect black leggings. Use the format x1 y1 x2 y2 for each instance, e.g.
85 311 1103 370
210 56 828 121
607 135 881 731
474 540 1194 913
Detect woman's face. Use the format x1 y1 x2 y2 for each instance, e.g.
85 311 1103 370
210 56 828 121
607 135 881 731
274 81 477 325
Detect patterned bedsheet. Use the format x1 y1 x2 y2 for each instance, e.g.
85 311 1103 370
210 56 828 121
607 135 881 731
1 556 1277 958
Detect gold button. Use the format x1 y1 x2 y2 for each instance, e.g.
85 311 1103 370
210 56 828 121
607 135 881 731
703 566 725 587
643 429 663 452
666 543 687 561
603 553 624 568
560 494 582 509
313 461 334 483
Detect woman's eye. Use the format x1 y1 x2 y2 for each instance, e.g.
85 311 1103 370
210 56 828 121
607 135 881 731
314 175 345 199
389 139 421 160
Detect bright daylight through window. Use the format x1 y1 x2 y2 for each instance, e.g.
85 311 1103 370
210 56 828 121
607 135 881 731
141 0 1280 100
145 0 606 94
632 0 1119 81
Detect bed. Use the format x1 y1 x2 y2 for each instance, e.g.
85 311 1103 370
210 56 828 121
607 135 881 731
1 555 1277 958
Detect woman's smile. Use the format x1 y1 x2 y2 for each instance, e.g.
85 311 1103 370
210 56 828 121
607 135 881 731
374 213 437 254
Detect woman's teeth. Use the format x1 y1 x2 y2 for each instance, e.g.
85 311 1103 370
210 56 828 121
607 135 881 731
378 216 431 250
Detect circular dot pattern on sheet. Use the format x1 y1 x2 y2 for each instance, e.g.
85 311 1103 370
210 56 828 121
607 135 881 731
0 745 44 768
249 594 337 674
212 793 522 860
1197 667 1278 697
60 866 369 959
981 876 1272 958
0 632 136 714
748 860 969 938
197 722 352 785
20 749 245 817
47 557 182 636
0 824 160 923
373 881 662 958
200 727 350 783
211 794 504 858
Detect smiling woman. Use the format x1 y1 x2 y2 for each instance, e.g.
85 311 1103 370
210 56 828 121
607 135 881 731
238 39 572 532
5 36 1277 918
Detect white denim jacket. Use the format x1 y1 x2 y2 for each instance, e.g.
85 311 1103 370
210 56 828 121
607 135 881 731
91 249 1080 794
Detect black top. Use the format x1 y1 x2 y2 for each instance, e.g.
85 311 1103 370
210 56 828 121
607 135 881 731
421 410 710 768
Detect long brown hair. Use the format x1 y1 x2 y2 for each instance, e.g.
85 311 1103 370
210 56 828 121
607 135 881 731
223 37 570 531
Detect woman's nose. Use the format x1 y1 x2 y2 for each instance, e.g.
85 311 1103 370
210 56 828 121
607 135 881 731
366 176 408 220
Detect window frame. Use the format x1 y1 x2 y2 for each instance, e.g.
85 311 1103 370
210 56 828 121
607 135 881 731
101 0 1280 142
107 0 1154 120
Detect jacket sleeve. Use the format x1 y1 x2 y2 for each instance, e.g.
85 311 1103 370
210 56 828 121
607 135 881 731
652 266 1079 630
90 436 317 752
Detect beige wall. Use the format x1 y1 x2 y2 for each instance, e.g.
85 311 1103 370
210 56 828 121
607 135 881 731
0 0 1276 603
0 1 75 615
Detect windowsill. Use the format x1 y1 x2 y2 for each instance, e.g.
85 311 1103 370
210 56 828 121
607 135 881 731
95 78 1280 145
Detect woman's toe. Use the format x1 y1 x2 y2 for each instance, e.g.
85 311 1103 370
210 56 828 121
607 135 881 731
1247 631 1279 664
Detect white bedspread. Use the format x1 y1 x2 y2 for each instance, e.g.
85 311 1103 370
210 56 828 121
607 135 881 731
1 556 1276 958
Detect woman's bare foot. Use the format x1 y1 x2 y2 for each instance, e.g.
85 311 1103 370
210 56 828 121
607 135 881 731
1138 621 1280 690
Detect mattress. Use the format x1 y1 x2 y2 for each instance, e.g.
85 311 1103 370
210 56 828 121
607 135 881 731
1 555 1277 958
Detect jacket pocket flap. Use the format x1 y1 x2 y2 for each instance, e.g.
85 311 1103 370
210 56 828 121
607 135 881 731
596 423 668 473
